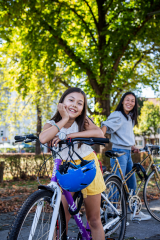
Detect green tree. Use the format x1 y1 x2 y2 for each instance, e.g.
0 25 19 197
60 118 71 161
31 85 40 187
137 97 146 115
134 101 160 139
0 33 66 154
0 71 10 121
0 0 160 124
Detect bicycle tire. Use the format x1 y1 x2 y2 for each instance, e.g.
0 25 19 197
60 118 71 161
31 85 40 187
144 169 160 222
7 189 66 240
101 175 127 240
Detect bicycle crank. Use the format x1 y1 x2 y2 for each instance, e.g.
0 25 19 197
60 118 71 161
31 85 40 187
128 195 142 213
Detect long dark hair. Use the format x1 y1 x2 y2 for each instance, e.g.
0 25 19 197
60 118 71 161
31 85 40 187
115 92 138 125
51 87 88 132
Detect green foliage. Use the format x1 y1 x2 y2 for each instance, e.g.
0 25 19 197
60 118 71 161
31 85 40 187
0 0 160 119
134 100 160 137
0 71 10 121
0 31 67 140
137 97 146 115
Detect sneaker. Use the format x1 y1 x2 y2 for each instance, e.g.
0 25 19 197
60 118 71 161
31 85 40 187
130 211 151 221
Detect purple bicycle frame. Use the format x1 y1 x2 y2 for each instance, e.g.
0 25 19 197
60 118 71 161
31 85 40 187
51 158 91 240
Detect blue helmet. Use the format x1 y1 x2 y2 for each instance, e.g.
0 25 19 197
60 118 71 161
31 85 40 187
56 160 96 192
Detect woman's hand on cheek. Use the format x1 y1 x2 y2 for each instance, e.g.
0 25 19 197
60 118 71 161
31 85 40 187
58 103 69 120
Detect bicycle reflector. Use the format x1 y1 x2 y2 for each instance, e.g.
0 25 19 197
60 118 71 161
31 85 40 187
56 160 96 192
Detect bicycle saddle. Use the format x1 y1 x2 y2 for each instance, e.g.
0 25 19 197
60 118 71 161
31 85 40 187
105 150 126 158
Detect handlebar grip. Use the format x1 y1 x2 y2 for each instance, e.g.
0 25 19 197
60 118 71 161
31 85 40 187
91 137 109 143
25 140 32 143
15 136 23 140
15 138 25 143
26 134 37 139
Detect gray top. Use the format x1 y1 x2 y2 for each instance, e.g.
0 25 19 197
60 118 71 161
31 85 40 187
101 111 135 150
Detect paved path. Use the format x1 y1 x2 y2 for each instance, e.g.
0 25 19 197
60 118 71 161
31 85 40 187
0 202 160 240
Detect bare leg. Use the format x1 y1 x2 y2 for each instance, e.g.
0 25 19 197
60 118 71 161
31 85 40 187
84 194 105 240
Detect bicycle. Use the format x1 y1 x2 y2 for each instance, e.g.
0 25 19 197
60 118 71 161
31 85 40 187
105 144 160 222
7 134 127 240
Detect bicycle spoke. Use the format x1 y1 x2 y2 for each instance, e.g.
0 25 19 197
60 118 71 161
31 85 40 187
101 176 126 240
144 170 160 222
7 190 66 240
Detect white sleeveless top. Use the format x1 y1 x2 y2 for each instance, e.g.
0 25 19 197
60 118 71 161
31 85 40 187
47 120 93 161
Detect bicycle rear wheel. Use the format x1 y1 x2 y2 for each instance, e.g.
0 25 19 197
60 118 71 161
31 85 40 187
144 169 160 222
7 189 66 240
101 175 127 240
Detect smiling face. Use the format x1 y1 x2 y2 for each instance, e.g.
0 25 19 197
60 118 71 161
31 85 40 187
63 92 84 120
122 94 135 115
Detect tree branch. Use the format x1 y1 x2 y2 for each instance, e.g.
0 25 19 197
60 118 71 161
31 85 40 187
105 0 114 15
62 3 97 46
112 14 154 74
131 44 156 73
39 18 102 95
83 0 99 31
112 91 121 106
87 106 99 115
54 76 71 88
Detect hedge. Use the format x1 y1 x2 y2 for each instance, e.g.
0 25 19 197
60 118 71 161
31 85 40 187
0 152 152 181
0 153 54 180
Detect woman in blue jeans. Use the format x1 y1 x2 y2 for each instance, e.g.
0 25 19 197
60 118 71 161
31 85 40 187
101 92 151 221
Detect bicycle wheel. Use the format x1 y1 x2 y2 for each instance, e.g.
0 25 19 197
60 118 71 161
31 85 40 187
101 175 127 240
144 169 160 222
7 189 66 240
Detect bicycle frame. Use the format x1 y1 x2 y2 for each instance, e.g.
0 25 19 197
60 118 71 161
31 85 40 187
50 158 91 240
41 157 122 240
111 151 160 196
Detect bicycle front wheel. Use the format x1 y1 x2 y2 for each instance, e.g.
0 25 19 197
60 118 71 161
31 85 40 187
144 169 160 222
7 189 66 240
101 175 127 240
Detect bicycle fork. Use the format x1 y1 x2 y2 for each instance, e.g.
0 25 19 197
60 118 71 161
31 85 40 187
28 182 62 240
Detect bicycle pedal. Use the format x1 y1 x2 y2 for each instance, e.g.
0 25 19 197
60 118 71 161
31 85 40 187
132 217 141 224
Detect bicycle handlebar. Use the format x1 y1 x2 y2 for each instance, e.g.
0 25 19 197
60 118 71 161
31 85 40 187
139 144 160 153
14 135 109 145
59 137 109 144
15 134 38 140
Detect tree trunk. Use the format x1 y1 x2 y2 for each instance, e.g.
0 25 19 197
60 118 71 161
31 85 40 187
97 94 110 117
35 104 42 155
0 162 4 183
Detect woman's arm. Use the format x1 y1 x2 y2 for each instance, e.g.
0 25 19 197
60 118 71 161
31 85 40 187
101 125 107 135
67 118 104 139
39 118 68 144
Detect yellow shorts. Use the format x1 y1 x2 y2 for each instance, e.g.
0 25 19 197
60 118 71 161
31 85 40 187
72 152 106 198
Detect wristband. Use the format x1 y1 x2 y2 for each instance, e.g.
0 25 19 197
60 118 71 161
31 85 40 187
54 123 60 132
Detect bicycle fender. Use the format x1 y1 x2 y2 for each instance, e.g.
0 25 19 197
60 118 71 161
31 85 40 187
103 172 122 183
38 185 55 193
